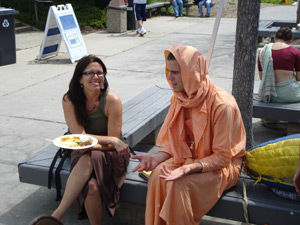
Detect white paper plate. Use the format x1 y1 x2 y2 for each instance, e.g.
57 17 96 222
53 134 98 150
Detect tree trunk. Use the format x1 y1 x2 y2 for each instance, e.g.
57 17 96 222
232 0 260 150
297 1 300 27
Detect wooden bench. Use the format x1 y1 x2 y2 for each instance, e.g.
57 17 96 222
18 85 172 189
145 2 166 18
253 94 300 134
18 87 300 224
126 2 166 22
127 3 165 30
163 2 194 16
120 160 300 225
126 1 215 30
33 0 54 26
258 20 300 43
163 0 215 17
253 95 300 123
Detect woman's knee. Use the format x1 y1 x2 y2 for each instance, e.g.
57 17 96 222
74 154 93 177
87 179 100 197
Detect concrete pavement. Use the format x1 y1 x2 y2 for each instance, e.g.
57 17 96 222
0 4 297 225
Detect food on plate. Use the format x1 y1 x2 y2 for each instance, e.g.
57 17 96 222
59 136 94 148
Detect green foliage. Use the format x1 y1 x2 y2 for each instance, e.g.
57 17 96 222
261 0 292 4
0 0 108 30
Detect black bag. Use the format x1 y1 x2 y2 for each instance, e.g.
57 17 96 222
48 131 71 201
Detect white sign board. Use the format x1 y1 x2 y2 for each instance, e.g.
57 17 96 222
38 4 88 63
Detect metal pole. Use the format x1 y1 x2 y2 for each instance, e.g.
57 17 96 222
34 1 39 26
206 0 226 68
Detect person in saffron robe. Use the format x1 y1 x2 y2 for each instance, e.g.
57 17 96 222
132 45 246 225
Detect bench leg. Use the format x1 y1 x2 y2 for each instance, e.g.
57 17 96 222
165 6 170 15
287 123 300 135
34 1 39 26
158 7 162 15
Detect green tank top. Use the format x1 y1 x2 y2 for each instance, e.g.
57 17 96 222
85 95 108 135
85 95 125 141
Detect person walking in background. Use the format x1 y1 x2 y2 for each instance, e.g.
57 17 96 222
257 27 300 103
198 0 211 17
134 0 147 36
170 0 183 17
132 45 246 225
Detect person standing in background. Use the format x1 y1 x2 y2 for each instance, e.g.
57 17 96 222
134 0 147 36
198 0 211 17
170 0 183 17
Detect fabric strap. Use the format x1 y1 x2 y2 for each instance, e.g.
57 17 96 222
48 147 71 201
242 159 250 225
258 43 277 102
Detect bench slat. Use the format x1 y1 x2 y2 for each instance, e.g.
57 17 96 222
18 85 171 187
122 86 172 147
258 20 300 39
253 94 300 123
18 86 300 224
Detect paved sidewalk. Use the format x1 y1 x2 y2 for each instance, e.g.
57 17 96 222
0 4 297 225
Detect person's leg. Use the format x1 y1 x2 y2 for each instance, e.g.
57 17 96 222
198 0 204 16
170 0 179 17
134 3 141 33
84 178 103 225
177 0 183 16
137 20 143 29
52 154 93 221
205 2 210 16
139 4 147 35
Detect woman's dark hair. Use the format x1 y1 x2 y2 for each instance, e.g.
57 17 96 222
275 27 293 42
63 55 108 127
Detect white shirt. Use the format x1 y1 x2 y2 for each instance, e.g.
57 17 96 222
133 0 146 4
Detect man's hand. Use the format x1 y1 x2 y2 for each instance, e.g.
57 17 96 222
131 154 160 172
159 162 203 181
159 164 191 181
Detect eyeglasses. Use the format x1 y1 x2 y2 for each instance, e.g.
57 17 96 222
82 71 104 77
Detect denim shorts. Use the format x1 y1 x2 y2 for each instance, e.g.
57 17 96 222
134 3 146 21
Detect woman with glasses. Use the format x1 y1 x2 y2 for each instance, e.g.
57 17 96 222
39 55 130 225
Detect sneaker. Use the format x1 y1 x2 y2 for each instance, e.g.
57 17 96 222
205 14 210 17
200 14 203 17
140 27 146 36
136 27 141 34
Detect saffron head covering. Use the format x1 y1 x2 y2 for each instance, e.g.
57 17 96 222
157 45 212 164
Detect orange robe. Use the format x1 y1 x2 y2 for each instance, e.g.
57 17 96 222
145 45 246 225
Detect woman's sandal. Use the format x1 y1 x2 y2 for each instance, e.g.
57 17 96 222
29 215 63 225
